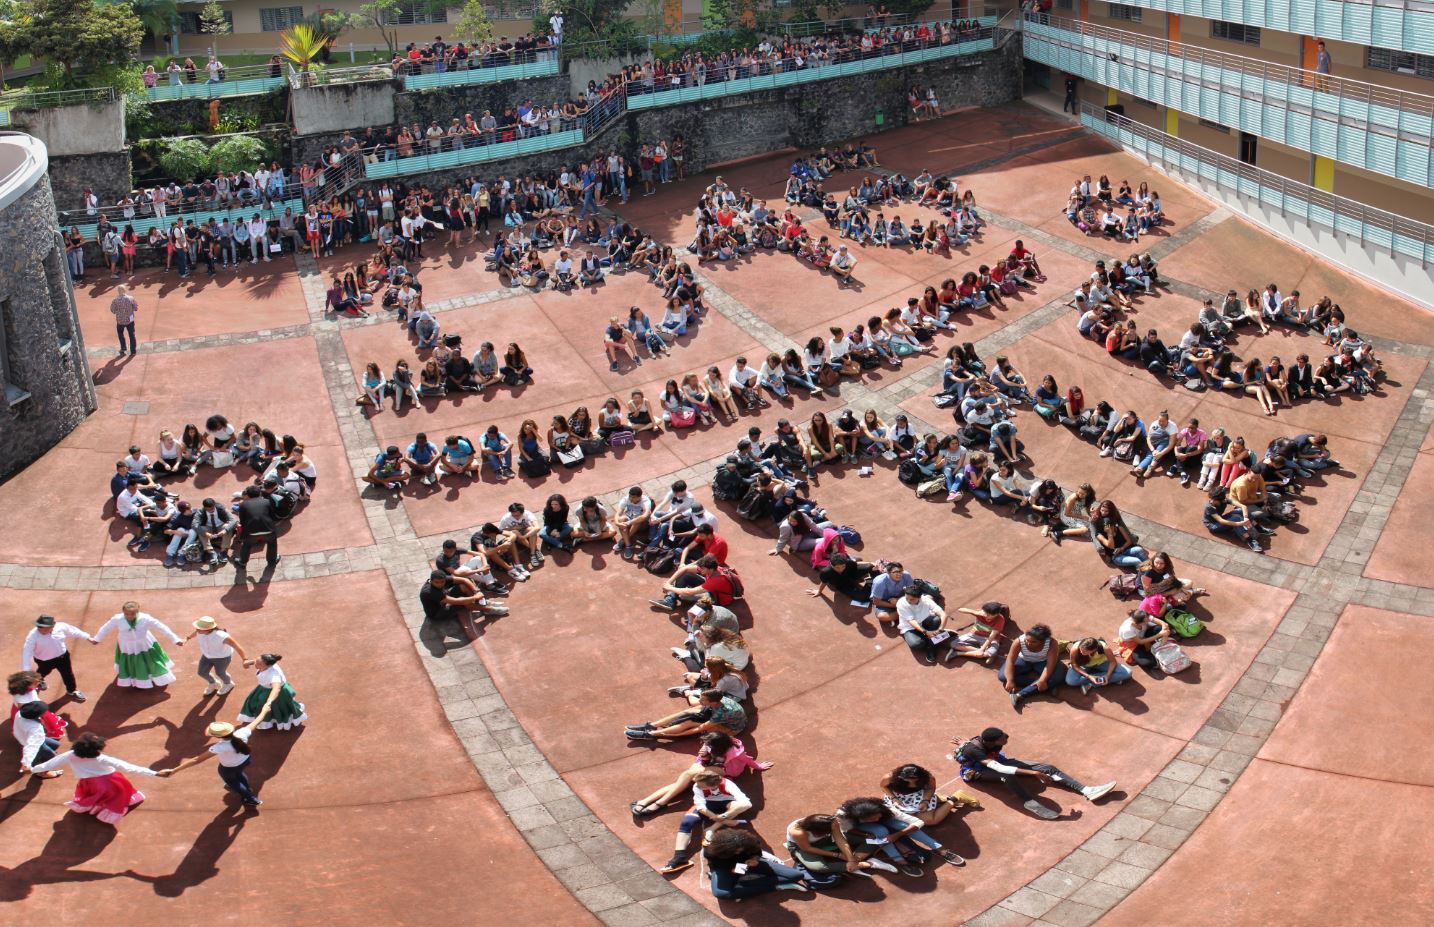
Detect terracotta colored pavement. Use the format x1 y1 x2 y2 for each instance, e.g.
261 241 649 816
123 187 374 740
6 101 1434 927
1103 606 1434 926
0 338 371 567
477 470 1294 925
0 574 597 927
74 259 309 352
1364 451 1434 588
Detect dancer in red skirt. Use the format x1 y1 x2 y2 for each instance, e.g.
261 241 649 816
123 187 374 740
26 732 160 825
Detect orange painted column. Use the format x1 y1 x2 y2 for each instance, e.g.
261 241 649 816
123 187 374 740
1168 13 1181 52
1079 0 1089 22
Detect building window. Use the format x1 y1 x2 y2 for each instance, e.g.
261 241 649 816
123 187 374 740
384 0 449 24
1198 118 1231 133
179 10 234 33
1107 3 1141 21
1211 20 1260 47
260 7 305 31
0 298 28 409
1056 0 1074 8
1367 47 1434 80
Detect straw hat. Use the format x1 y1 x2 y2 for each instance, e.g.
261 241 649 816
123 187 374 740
206 721 235 738
193 616 217 630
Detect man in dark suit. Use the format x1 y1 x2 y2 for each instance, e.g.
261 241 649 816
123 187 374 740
236 485 281 568
1063 75 1079 114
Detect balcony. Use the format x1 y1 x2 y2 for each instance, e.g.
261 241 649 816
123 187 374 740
1078 101 1433 305
1023 14 1434 186
1087 0 1434 57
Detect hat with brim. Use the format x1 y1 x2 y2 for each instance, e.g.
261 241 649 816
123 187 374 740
193 616 218 630
35 615 56 628
207 721 235 738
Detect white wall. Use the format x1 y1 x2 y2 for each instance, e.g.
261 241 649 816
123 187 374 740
11 100 125 157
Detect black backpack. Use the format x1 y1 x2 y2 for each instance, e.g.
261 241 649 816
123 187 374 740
737 486 773 520
897 459 922 486
712 461 747 502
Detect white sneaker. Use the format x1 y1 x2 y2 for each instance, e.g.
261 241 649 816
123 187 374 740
1082 782 1116 802
217 682 235 695
202 684 218 696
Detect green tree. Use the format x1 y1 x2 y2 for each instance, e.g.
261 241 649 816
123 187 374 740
535 0 645 59
356 0 448 57
0 0 145 82
209 134 269 173
199 0 231 35
159 137 210 182
455 0 494 45
118 0 178 49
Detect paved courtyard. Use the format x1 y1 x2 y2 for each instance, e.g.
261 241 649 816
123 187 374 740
4 101 1433 927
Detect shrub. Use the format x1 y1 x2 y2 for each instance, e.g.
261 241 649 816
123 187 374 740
158 137 211 182
209 134 270 173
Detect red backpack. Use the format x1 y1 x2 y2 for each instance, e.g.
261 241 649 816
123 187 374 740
714 565 744 601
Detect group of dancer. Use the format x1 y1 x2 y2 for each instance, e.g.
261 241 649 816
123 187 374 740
11 604 305 823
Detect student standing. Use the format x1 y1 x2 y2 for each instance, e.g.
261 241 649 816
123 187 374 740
27 732 161 826
236 654 307 730
20 614 94 702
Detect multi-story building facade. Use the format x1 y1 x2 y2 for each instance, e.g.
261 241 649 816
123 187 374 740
1014 0 1434 223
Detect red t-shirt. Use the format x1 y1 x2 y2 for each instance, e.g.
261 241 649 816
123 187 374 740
701 572 736 605
698 534 729 564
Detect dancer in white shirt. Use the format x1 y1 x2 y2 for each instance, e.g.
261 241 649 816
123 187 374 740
20 614 94 701
158 716 270 806
91 601 184 688
28 732 160 825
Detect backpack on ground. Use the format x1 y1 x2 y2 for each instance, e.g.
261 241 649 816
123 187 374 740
737 486 773 521
1101 573 1142 599
836 525 861 546
897 459 923 486
519 455 551 478
910 577 944 604
712 460 748 502
1151 638 1192 673
641 546 679 575
1164 608 1205 639
1269 501 1299 524
916 477 945 497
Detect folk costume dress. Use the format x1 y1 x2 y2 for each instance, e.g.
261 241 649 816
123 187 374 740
237 663 307 730
30 751 157 824
92 612 182 688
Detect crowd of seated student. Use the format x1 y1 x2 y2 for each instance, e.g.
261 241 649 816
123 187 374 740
1063 175 1166 240
108 417 315 566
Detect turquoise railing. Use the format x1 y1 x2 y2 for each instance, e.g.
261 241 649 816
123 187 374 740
402 56 561 90
365 129 585 177
627 22 997 109
1079 103 1434 264
1024 15 1434 187
1078 0 1434 56
146 75 287 101
65 197 306 243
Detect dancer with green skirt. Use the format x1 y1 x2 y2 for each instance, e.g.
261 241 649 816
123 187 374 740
91 601 184 689
236 653 306 730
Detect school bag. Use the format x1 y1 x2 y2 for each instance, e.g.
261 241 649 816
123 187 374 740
836 525 861 546
916 477 945 497
897 459 923 486
1100 573 1142 599
737 486 773 521
712 460 747 502
1151 638 1192 673
1164 609 1205 639
714 565 744 600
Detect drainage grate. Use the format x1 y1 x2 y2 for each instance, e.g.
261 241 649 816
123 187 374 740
121 401 150 415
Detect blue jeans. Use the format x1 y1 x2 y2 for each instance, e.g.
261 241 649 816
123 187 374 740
761 377 788 398
116 322 137 354
218 757 258 802
998 658 1059 699
1206 514 1251 543
943 465 965 494
166 529 194 558
853 819 941 861
784 371 819 392
1064 660 1131 687
484 449 512 472
540 523 574 549
710 859 833 899
1137 439 1170 471
1108 545 1148 569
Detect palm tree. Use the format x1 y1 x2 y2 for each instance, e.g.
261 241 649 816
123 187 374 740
280 22 330 74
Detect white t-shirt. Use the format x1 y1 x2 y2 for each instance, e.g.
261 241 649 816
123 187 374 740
209 727 253 767
895 595 940 635
196 629 234 660
499 512 537 533
729 364 758 389
1119 618 1152 642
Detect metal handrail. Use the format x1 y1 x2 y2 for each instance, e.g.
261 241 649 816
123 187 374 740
0 86 118 111
61 182 308 228
1027 13 1434 119
144 60 287 85
1078 100 1434 261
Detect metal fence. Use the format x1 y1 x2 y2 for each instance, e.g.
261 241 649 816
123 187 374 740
1078 101 1434 264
